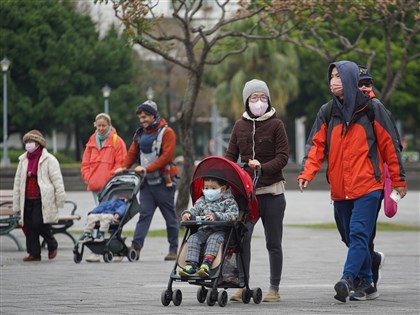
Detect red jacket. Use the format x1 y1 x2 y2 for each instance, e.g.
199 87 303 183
123 119 179 177
298 97 406 201
81 130 127 192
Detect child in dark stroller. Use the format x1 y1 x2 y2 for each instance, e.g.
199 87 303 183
179 174 238 278
79 196 129 243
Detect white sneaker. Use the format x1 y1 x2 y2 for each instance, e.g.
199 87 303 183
85 253 101 263
113 256 124 262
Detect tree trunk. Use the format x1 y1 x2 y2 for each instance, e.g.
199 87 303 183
175 72 201 216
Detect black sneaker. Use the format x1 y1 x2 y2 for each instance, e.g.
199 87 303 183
372 251 385 288
350 279 379 301
334 276 353 303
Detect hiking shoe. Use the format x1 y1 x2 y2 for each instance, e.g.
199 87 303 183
197 263 210 278
164 252 177 261
334 276 353 303
350 279 379 301
372 251 385 288
263 288 281 302
94 231 105 242
179 264 197 277
79 232 93 243
229 288 244 302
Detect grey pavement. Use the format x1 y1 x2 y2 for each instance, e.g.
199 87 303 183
1 190 419 314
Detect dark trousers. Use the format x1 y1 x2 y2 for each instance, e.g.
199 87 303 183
241 193 286 288
133 181 179 253
334 191 384 268
23 198 57 257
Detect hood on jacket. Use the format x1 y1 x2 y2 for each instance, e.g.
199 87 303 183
328 60 366 122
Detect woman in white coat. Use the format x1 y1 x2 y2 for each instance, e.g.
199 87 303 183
13 130 66 261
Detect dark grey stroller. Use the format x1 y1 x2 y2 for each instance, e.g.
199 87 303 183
73 171 143 263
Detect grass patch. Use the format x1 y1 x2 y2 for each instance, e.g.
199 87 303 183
287 223 420 231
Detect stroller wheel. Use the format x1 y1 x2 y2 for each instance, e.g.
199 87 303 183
206 289 217 306
128 248 139 261
252 287 263 304
197 287 207 303
217 290 228 307
242 288 251 304
161 289 172 306
73 252 82 264
103 251 113 263
172 289 182 306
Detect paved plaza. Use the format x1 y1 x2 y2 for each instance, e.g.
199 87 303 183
1 190 419 314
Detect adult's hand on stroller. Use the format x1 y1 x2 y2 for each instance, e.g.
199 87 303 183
181 213 191 221
248 159 261 170
298 178 309 192
134 166 147 175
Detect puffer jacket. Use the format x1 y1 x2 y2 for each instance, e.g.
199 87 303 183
13 148 66 224
225 108 289 189
181 187 239 221
298 61 406 200
81 130 127 192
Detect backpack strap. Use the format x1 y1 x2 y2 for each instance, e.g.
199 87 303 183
113 133 118 150
155 125 168 156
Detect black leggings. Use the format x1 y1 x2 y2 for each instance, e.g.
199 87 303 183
24 198 57 257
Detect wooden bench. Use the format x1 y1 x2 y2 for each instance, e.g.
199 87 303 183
0 196 81 251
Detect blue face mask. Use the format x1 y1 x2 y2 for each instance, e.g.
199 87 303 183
202 188 222 202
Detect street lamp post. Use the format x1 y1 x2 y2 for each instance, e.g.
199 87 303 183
1 57 11 167
146 86 154 100
102 84 111 114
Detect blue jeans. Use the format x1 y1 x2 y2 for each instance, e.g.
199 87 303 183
334 190 381 284
132 181 179 253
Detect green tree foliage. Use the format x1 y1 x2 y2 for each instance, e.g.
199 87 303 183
0 0 140 158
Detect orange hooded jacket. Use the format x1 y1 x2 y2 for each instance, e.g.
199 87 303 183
81 130 127 192
298 61 406 200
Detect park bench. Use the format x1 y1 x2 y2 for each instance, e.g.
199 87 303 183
0 194 81 251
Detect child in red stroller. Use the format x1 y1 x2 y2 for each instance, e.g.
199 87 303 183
161 156 261 307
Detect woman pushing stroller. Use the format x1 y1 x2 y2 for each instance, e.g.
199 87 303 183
179 170 238 278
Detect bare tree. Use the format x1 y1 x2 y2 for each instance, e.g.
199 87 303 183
106 0 303 213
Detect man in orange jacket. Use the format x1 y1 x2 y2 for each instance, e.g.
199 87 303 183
297 61 407 303
116 100 179 261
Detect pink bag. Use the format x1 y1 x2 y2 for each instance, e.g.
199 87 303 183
383 163 398 218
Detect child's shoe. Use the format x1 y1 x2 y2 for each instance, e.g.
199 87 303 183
79 232 93 243
198 263 210 278
179 264 197 277
94 231 105 242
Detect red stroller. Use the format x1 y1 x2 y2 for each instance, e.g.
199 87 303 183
161 156 261 307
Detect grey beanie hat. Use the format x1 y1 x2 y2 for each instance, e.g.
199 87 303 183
242 79 270 106
136 100 158 116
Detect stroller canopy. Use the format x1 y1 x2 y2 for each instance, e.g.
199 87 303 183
191 156 259 222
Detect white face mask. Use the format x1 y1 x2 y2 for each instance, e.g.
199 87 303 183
249 101 268 117
25 142 37 153
202 188 222 202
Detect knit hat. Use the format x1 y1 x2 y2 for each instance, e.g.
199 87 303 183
242 79 271 106
23 130 46 147
136 100 158 116
358 65 373 82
